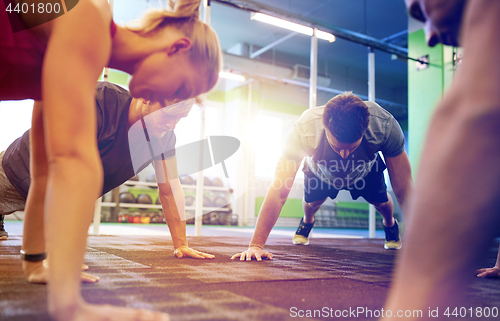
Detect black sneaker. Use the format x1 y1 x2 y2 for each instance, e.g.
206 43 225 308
293 217 314 245
0 215 8 240
384 219 401 250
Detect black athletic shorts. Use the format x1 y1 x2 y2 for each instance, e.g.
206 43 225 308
303 154 389 204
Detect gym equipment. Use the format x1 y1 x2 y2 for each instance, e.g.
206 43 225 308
137 194 153 204
217 212 229 225
133 216 141 224
230 214 238 226
213 196 228 208
146 173 158 189
102 192 112 203
211 177 224 187
209 212 219 225
203 176 212 186
185 195 195 207
141 216 151 224
212 191 228 199
202 213 210 225
118 213 129 223
180 175 195 185
203 195 213 207
150 212 162 223
119 192 136 203
156 197 162 205
185 211 195 224
100 210 111 223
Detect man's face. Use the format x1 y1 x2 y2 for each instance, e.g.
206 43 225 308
142 100 191 138
325 130 362 159
405 0 467 47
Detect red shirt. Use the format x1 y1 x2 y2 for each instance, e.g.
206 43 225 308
0 6 46 100
0 4 117 101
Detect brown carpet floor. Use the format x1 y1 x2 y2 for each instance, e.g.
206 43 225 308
1 235 500 320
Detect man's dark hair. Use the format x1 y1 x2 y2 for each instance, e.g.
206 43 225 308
322 92 370 144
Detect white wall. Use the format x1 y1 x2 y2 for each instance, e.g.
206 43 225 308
0 100 33 151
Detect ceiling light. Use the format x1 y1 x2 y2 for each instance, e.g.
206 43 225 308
251 13 335 43
316 30 336 42
219 71 245 82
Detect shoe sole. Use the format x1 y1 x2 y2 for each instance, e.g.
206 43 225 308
0 236 8 240
384 243 402 250
293 227 313 245
292 234 309 245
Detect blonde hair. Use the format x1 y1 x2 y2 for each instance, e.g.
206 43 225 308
127 0 222 92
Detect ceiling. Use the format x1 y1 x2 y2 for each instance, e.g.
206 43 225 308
114 0 411 117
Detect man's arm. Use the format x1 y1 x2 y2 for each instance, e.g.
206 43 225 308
154 157 214 259
231 156 302 261
477 244 500 278
384 150 413 215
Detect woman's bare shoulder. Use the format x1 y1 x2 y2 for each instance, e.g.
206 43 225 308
15 0 112 41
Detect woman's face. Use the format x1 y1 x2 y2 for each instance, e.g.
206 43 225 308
129 49 208 105
405 0 467 47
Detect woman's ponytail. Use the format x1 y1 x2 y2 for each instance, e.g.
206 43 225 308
167 0 200 18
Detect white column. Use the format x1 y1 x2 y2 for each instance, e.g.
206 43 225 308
201 0 210 24
92 198 102 235
194 108 205 236
309 28 318 109
242 81 252 226
368 202 376 239
368 47 375 102
193 0 211 236
368 47 376 238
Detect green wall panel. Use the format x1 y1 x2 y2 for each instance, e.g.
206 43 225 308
408 30 459 176
336 201 370 219
259 98 307 116
207 87 256 107
207 90 226 103
107 69 130 87
255 197 303 218
99 68 130 87
208 87 307 116
336 201 369 210
408 29 444 175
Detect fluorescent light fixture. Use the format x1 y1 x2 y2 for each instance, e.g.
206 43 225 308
316 30 336 42
251 13 335 43
219 71 246 82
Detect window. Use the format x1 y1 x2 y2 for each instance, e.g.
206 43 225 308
254 114 283 178
0 100 33 151
175 105 222 178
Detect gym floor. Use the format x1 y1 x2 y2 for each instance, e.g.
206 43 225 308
2 221 500 320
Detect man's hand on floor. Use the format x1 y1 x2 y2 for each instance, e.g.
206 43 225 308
231 246 273 262
477 266 500 278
